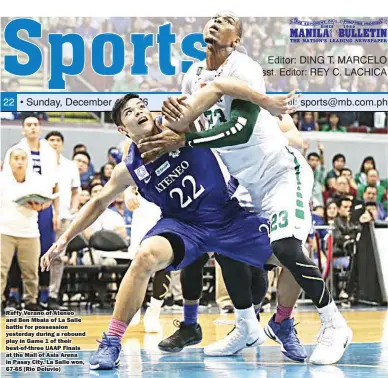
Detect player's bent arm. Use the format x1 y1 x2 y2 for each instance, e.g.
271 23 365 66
185 100 260 148
278 114 304 148
61 163 135 243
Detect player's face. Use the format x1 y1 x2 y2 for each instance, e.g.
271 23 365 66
47 136 63 153
23 117 41 140
119 98 154 139
9 150 28 174
203 12 240 48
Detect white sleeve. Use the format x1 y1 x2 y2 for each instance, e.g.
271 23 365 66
71 162 81 189
103 210 125 230
230 57 266 94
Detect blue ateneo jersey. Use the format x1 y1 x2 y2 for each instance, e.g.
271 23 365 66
124 143 241 225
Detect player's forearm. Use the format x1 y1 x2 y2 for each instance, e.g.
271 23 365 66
185 100 260 148
212 78 269 107
62 197 108 242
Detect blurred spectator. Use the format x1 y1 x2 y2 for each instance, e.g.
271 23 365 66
111 65 141 92
73 144 95 175
325 153 346 190
357 169 385 202
332 197 362 299
299 112 319 131
362 186 387 221
3 115 59 308
75 17 98 42
78 189 91 210
336 112 358 127
374 112 387 129
355 156 376 186
321 113 347 132
304 141 325 207
107 147 123 166
112 192 133 238
291 113 299 127
362 202 385 222
340 168 358 192
45 131 81 310
325 200 338 225
72 151 94 189
358 112 374 128
1 148 53 311
83 184 127 241
7 78 20 92
327 176 357 203
99 163 114 185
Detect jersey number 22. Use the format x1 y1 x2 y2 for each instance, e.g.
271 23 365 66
170 175 205 208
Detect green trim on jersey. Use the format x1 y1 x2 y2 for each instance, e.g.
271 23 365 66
185 100 260 148
285 146 305 220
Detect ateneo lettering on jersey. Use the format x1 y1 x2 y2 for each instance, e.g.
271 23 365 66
124 144 241 224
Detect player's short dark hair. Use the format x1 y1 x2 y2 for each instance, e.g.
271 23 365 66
73 144 87 153
364 185 377 193
72 150 91 164
111 93 140 127
45 130 64 142
307 152 320 160
340 168 352 175
332 153 346 165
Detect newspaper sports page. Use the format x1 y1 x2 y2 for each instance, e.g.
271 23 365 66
1 1 388 377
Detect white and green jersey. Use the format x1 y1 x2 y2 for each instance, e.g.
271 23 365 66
182 51 289 210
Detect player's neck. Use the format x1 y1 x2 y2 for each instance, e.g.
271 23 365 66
131 125 159 145
27 138 40 151
206 45 233 70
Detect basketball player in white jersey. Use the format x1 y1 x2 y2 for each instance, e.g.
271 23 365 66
137 12 352 365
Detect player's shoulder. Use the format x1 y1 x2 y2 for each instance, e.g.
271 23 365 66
184 59 207 79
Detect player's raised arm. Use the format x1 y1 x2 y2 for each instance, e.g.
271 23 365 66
40 162 135 271
162 79 298 129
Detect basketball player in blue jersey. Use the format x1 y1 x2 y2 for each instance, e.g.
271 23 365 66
41 93 297 371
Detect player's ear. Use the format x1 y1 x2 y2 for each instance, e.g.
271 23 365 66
231 37 241 48
117 126 128 138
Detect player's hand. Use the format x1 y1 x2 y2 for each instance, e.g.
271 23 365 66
24 201 43 211
263 89 299 119
138 129 186 164
40 237 69 272
125 188 140 211
68 255 77 266
162 96 188 122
